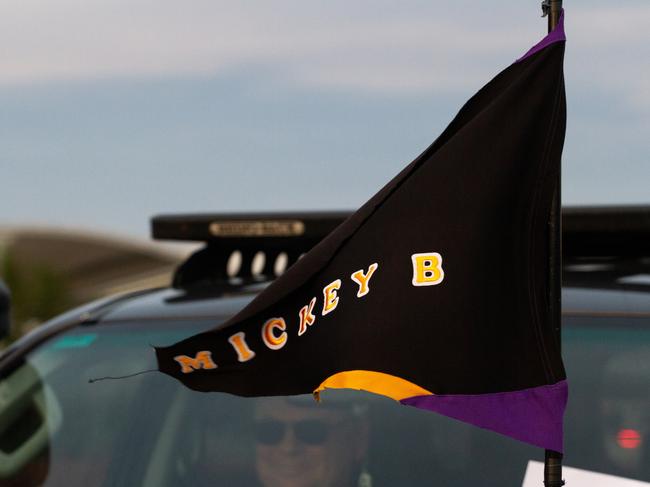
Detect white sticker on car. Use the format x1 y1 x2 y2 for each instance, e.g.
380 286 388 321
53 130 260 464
522 460 650 487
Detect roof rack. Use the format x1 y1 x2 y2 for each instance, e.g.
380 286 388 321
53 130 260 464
152 206 650 289
151 212 350 289
563 205 650 259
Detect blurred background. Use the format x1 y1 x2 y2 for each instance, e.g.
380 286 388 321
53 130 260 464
1 0 649 342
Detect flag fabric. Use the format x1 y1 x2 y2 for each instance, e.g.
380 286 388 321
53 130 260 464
156 13 568 452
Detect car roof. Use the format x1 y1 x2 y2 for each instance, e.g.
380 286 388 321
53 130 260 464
99 285 261 323
54 255 650 325
89 274 650 324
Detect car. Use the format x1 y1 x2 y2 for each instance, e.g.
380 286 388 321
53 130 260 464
0 207 649 486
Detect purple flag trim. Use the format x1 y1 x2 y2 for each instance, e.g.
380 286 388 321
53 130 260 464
516 9 566 63
400 380 568 452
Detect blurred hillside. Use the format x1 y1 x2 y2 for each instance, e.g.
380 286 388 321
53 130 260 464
0 227 184 347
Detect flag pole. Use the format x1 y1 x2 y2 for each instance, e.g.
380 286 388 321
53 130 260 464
542 1 565 486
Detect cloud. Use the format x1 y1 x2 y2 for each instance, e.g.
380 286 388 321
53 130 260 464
0 0 648 108
566 5 650 111
0 2 551 85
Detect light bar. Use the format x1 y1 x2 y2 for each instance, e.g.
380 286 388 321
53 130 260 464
563 206 650 258
152 206 650 258
151 212 351 245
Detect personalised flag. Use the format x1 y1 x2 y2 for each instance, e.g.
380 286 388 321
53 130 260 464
157 14 568 452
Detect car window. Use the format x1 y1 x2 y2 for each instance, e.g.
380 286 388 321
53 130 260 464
0 318 648 486
562 316 650 482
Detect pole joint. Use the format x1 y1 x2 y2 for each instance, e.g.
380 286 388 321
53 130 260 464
544 450 565 487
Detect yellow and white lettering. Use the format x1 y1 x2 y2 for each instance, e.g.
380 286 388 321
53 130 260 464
322 279 341 315
411 252 444 286
228 332 256 362
262 317 288 350
350 263 379 298
298 297 317 336
174 351 218 374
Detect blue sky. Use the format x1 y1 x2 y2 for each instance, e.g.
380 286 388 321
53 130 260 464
2 0 649 240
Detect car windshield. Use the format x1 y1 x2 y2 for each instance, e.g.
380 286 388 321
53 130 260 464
1 317 649 487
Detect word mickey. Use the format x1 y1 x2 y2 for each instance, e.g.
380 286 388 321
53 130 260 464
174 252 444 374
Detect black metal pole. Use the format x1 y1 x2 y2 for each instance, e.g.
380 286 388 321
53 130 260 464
542 2 564 486
546 0 563 33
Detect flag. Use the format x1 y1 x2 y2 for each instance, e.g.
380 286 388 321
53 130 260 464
156 13 568 452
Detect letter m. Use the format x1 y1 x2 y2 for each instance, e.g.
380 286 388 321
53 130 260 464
174 351 218 374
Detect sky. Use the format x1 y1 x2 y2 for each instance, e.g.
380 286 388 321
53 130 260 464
2 0 649 241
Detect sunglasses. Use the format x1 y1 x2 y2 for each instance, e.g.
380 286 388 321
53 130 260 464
254 419 336 446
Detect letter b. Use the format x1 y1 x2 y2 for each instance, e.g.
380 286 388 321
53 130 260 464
411 252 444 286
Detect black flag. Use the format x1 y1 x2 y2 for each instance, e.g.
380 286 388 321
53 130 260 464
157 14 568 452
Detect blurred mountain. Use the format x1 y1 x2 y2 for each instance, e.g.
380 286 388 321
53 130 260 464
0 227 186 345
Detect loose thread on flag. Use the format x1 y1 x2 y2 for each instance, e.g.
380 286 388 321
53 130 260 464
88 369 158 383
89 344 163 383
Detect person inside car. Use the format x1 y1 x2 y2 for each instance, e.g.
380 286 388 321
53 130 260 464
253 395 370 487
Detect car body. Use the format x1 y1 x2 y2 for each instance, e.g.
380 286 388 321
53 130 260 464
0 208 649 486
